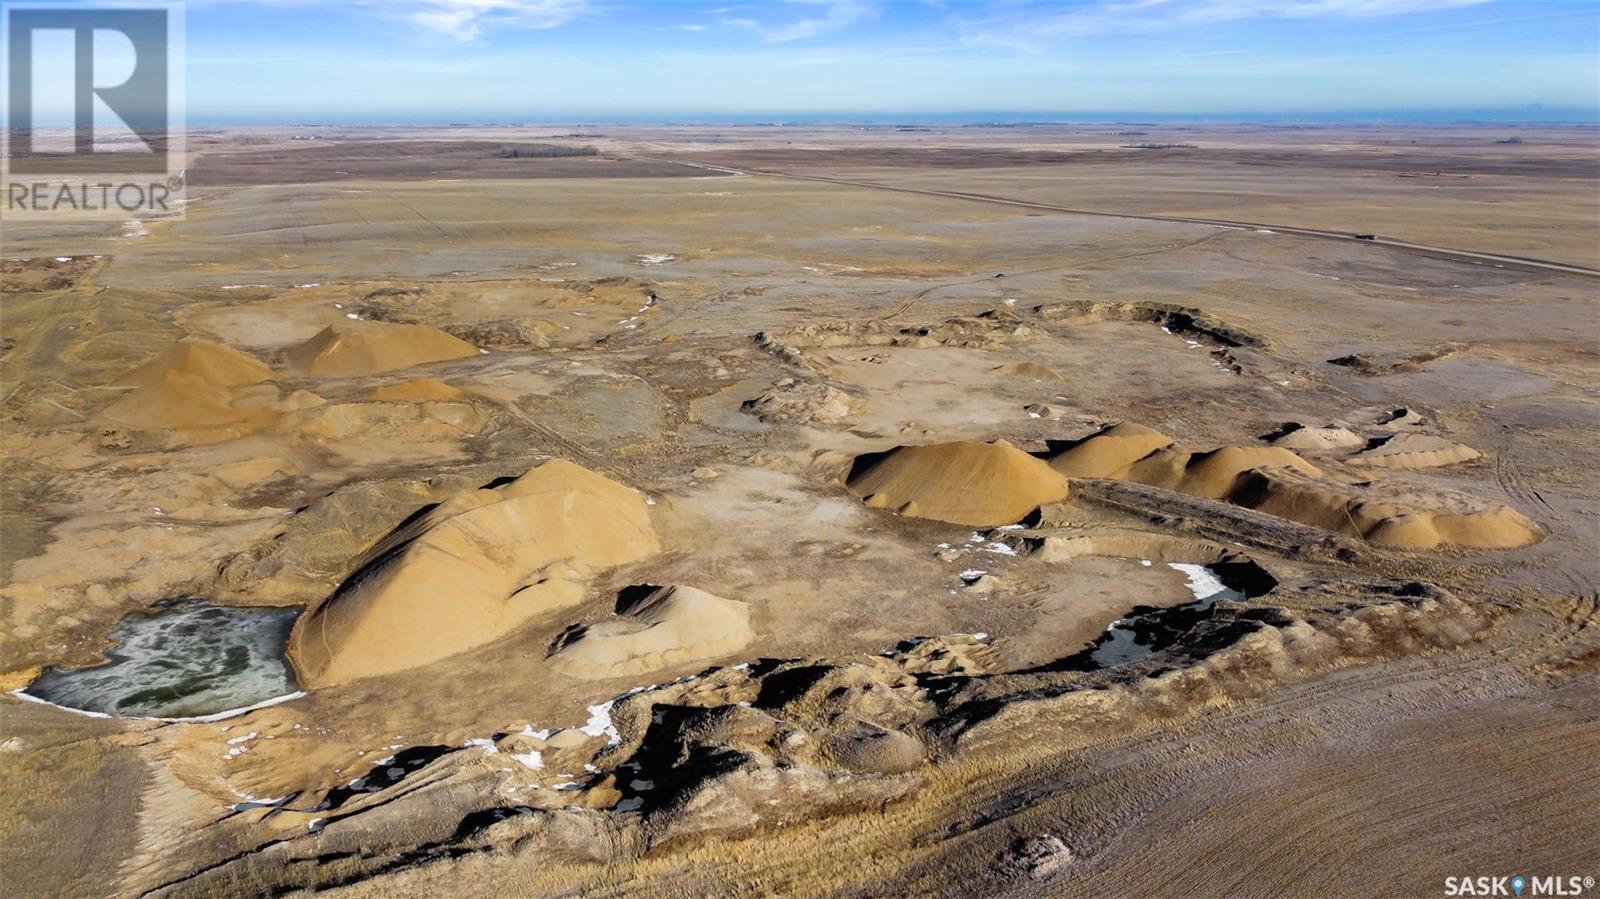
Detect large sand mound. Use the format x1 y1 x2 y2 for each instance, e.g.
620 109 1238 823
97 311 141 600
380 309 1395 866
285 320 479 376
847 440 1069 527
1047 423 1174 478
288 459 660 686
1349 434 1480 469
548 585 754 679
113 339 274 388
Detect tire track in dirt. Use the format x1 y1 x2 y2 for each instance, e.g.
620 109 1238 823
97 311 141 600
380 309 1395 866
396 200 447 238
1495 434 1596 602
1495 438 1555 515
937 592 1600 854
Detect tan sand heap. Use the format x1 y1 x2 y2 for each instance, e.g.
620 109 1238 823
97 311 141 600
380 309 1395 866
286 320 479 376
1123 445 1324 499
103 338 323 432
847 439 1069 527
548 585 754 679
369 378 465 401
1267 424 1367 452
1237 466 1535 550
113 338 275 388
1349 434 1480 469
1047 422 1175 478
288 459 660 686
1047 422 1537 550
104 370 268 430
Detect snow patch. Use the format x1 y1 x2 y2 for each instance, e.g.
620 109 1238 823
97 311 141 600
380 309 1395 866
1168 562 1228 600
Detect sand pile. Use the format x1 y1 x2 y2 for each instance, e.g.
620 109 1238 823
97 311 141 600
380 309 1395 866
285 320 479 376
1235 466 1535 549
1262 418 1475 468
1267 424 1367 452
369 378 465 401
847 440 1069 527
1049 423 1321 497
1048 421 1533 550
1130 446 1324 499
103 339 323 432
995 362 1063 380
1047 423 1175 478
113 339 274 388
548 585 753 679
288 459 660 686
104 370 268 430
1349 434 1480 469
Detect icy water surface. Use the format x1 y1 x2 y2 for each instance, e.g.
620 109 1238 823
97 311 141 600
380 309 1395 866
24 600 300 719
1088 563 1247 669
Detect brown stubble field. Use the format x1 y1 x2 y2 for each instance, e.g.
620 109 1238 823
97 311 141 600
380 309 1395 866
0 123 1596 898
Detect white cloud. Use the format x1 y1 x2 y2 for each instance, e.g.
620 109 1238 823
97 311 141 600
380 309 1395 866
398 0 590 41
728 0 873 43
679 23 709 32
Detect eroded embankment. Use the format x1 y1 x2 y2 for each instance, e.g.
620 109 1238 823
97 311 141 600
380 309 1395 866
127 572 1497 896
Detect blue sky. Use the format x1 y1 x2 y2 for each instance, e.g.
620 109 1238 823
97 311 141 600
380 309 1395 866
51 1 1600 121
